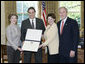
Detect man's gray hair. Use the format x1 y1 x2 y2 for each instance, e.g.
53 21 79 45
58 7 68 13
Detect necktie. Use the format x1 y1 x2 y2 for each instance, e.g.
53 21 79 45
60 21 64 35
32 20 34 29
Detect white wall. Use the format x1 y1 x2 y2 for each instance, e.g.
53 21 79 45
1 1 6 45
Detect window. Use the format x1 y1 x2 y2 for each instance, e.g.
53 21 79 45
16 1 38 27
59 1 81 28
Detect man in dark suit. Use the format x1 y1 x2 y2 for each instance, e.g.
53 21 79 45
57 7 79 63
21 7 45 63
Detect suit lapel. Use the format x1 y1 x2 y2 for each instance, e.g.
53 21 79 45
28 18 33 28
36 18 39 29
59 17 69 35
59 21 61 36
62 17 69 34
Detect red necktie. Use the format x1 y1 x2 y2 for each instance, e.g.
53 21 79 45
60 21 64 35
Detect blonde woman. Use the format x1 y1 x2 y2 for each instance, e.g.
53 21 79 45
6 14 22 63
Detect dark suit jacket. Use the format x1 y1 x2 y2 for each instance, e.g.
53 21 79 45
21 18 45 43
57 17 79 57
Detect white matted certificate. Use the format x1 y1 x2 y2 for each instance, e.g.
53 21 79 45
22 29 42 52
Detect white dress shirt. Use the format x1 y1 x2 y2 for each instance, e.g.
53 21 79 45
29 18 36 29
60 17 67 32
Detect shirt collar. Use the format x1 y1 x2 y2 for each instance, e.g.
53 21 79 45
30 18 36 22
61 17 67 24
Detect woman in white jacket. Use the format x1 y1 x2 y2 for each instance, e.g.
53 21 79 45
39 13 59 63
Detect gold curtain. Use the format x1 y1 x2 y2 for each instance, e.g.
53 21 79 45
45 1 59 23
38 1 59 23
5 1 16 27
5 1 16 44
80 1 84 37
81 1 84 29
38 1 42 18
1 1 6 45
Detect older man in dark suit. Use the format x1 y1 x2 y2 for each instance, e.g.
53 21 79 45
57 7 79 63
21 7 45 63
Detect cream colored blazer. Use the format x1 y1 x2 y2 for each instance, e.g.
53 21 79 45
42 23 59 55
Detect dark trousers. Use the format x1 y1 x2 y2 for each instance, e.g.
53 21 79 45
47 47 59 63
7 46 20 63
47 54 59 63
59 54 77 63
23 48 42 63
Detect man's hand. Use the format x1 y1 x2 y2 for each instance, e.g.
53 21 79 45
39 44 45 49
39 44 43 49
41 35 45 42
22 41 25 45
70 50 75 57
17 47 23 51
